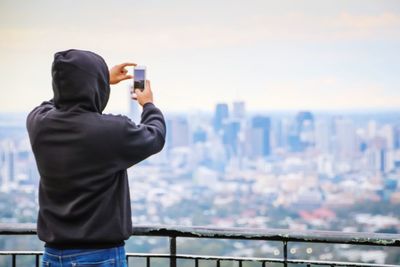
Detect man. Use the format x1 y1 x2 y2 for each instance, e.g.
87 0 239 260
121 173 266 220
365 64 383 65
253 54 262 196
26 49 166 267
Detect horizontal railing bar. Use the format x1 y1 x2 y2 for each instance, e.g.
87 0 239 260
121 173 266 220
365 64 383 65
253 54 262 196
0 251 398 267
0 251 42 255
131 225 400 247
1 223 399 247
124 253 400 267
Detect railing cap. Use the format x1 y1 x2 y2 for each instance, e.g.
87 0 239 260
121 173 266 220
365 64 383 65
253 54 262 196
1 223 399 247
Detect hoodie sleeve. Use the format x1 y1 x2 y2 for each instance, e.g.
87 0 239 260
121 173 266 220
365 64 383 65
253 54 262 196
115 102 166 169
26 99 55 143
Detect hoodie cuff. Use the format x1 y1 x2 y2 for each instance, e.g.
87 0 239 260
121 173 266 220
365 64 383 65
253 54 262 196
143 102 155 109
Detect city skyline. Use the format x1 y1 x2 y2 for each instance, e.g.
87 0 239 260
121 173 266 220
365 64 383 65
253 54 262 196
1 0 400 113
1 100 400 264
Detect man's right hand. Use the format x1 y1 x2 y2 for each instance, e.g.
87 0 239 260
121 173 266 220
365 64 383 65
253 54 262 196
131 80 154 106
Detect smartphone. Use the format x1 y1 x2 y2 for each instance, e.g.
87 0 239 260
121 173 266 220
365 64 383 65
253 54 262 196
134 66 146 92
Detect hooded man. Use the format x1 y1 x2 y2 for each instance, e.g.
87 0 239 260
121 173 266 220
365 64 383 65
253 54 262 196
26 49 166 267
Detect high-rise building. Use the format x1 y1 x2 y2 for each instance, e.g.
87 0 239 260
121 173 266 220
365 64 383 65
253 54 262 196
167 117 190 149
129 99 141 124
367 120 377 140
232 101 245 120
379 124 394 150
245 128 263 158
193 127 207 143
250 116 271 157
213 103 229 132
334 118 357 160
289 111 314 152
0 141 16 188
223 120 241 157
394 123 400 149
315 120 331 154
275 118 290 149
297 111 314 148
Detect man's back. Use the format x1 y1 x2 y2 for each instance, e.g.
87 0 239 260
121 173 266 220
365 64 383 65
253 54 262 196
26 49 166 249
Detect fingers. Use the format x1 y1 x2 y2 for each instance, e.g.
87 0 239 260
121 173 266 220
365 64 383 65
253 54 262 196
130 86 138 100
120 74 133 81
145 80 151 91
119 62 137 68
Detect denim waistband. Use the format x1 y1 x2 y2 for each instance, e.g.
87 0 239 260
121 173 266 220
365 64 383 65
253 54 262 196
44 245 125 259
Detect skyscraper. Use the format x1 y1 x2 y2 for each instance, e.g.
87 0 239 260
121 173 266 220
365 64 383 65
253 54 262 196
193 127 207 143
334 118 357 160
232 101 245 120
275 118 290 149
167 117 190 149
223 120 241 157
296 111 315 150
288 111 314 152
213 103 229 133
250 116 271 157
0 141 16 188
129 99 141 124
315 120 331 154
394 124 400 149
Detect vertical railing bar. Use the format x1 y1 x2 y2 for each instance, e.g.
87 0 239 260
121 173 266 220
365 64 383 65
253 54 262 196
283 241 288 267
262 261 266 267
126 255 129 266
216 259 220 267
238 259 242 267
170 236 177 267
36 254 40 267
146 256 150 267
195 258 199 267
12 254 16 267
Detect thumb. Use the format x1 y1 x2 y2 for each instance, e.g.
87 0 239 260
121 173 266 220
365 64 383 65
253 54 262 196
134 88 143 95
121 75 133 80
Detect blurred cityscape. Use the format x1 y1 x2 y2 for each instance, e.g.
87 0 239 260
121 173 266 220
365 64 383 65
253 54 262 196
1 101 400 264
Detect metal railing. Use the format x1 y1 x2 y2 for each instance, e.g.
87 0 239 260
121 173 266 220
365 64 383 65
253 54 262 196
0 223 400 267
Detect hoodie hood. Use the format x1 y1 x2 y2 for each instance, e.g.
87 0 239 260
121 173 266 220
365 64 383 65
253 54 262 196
52 49 110 113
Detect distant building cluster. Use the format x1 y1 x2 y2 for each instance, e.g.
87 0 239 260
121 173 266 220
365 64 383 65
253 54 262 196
1 104 400 236
0 137 38 193
124 102 400 249
163 102 400 176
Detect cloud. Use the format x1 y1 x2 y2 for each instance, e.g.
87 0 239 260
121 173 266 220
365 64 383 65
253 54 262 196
0 1 399 112
249 78 399 110
328 12 400 40
2 10 400 54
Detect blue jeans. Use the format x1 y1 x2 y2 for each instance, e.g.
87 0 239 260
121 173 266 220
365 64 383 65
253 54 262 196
42 245 127 266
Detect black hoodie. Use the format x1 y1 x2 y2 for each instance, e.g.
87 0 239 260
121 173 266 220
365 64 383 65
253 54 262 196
26 49 166 249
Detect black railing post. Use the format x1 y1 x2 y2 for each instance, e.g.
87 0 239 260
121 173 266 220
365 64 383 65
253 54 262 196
12 254 16 267
170 236 177 267
146 256 150 267
283 241 288 267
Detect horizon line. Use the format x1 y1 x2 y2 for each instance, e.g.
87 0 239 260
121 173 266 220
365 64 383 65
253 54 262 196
2 107 400 115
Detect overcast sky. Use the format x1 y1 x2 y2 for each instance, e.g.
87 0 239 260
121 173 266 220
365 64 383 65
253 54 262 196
0 0 399 113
